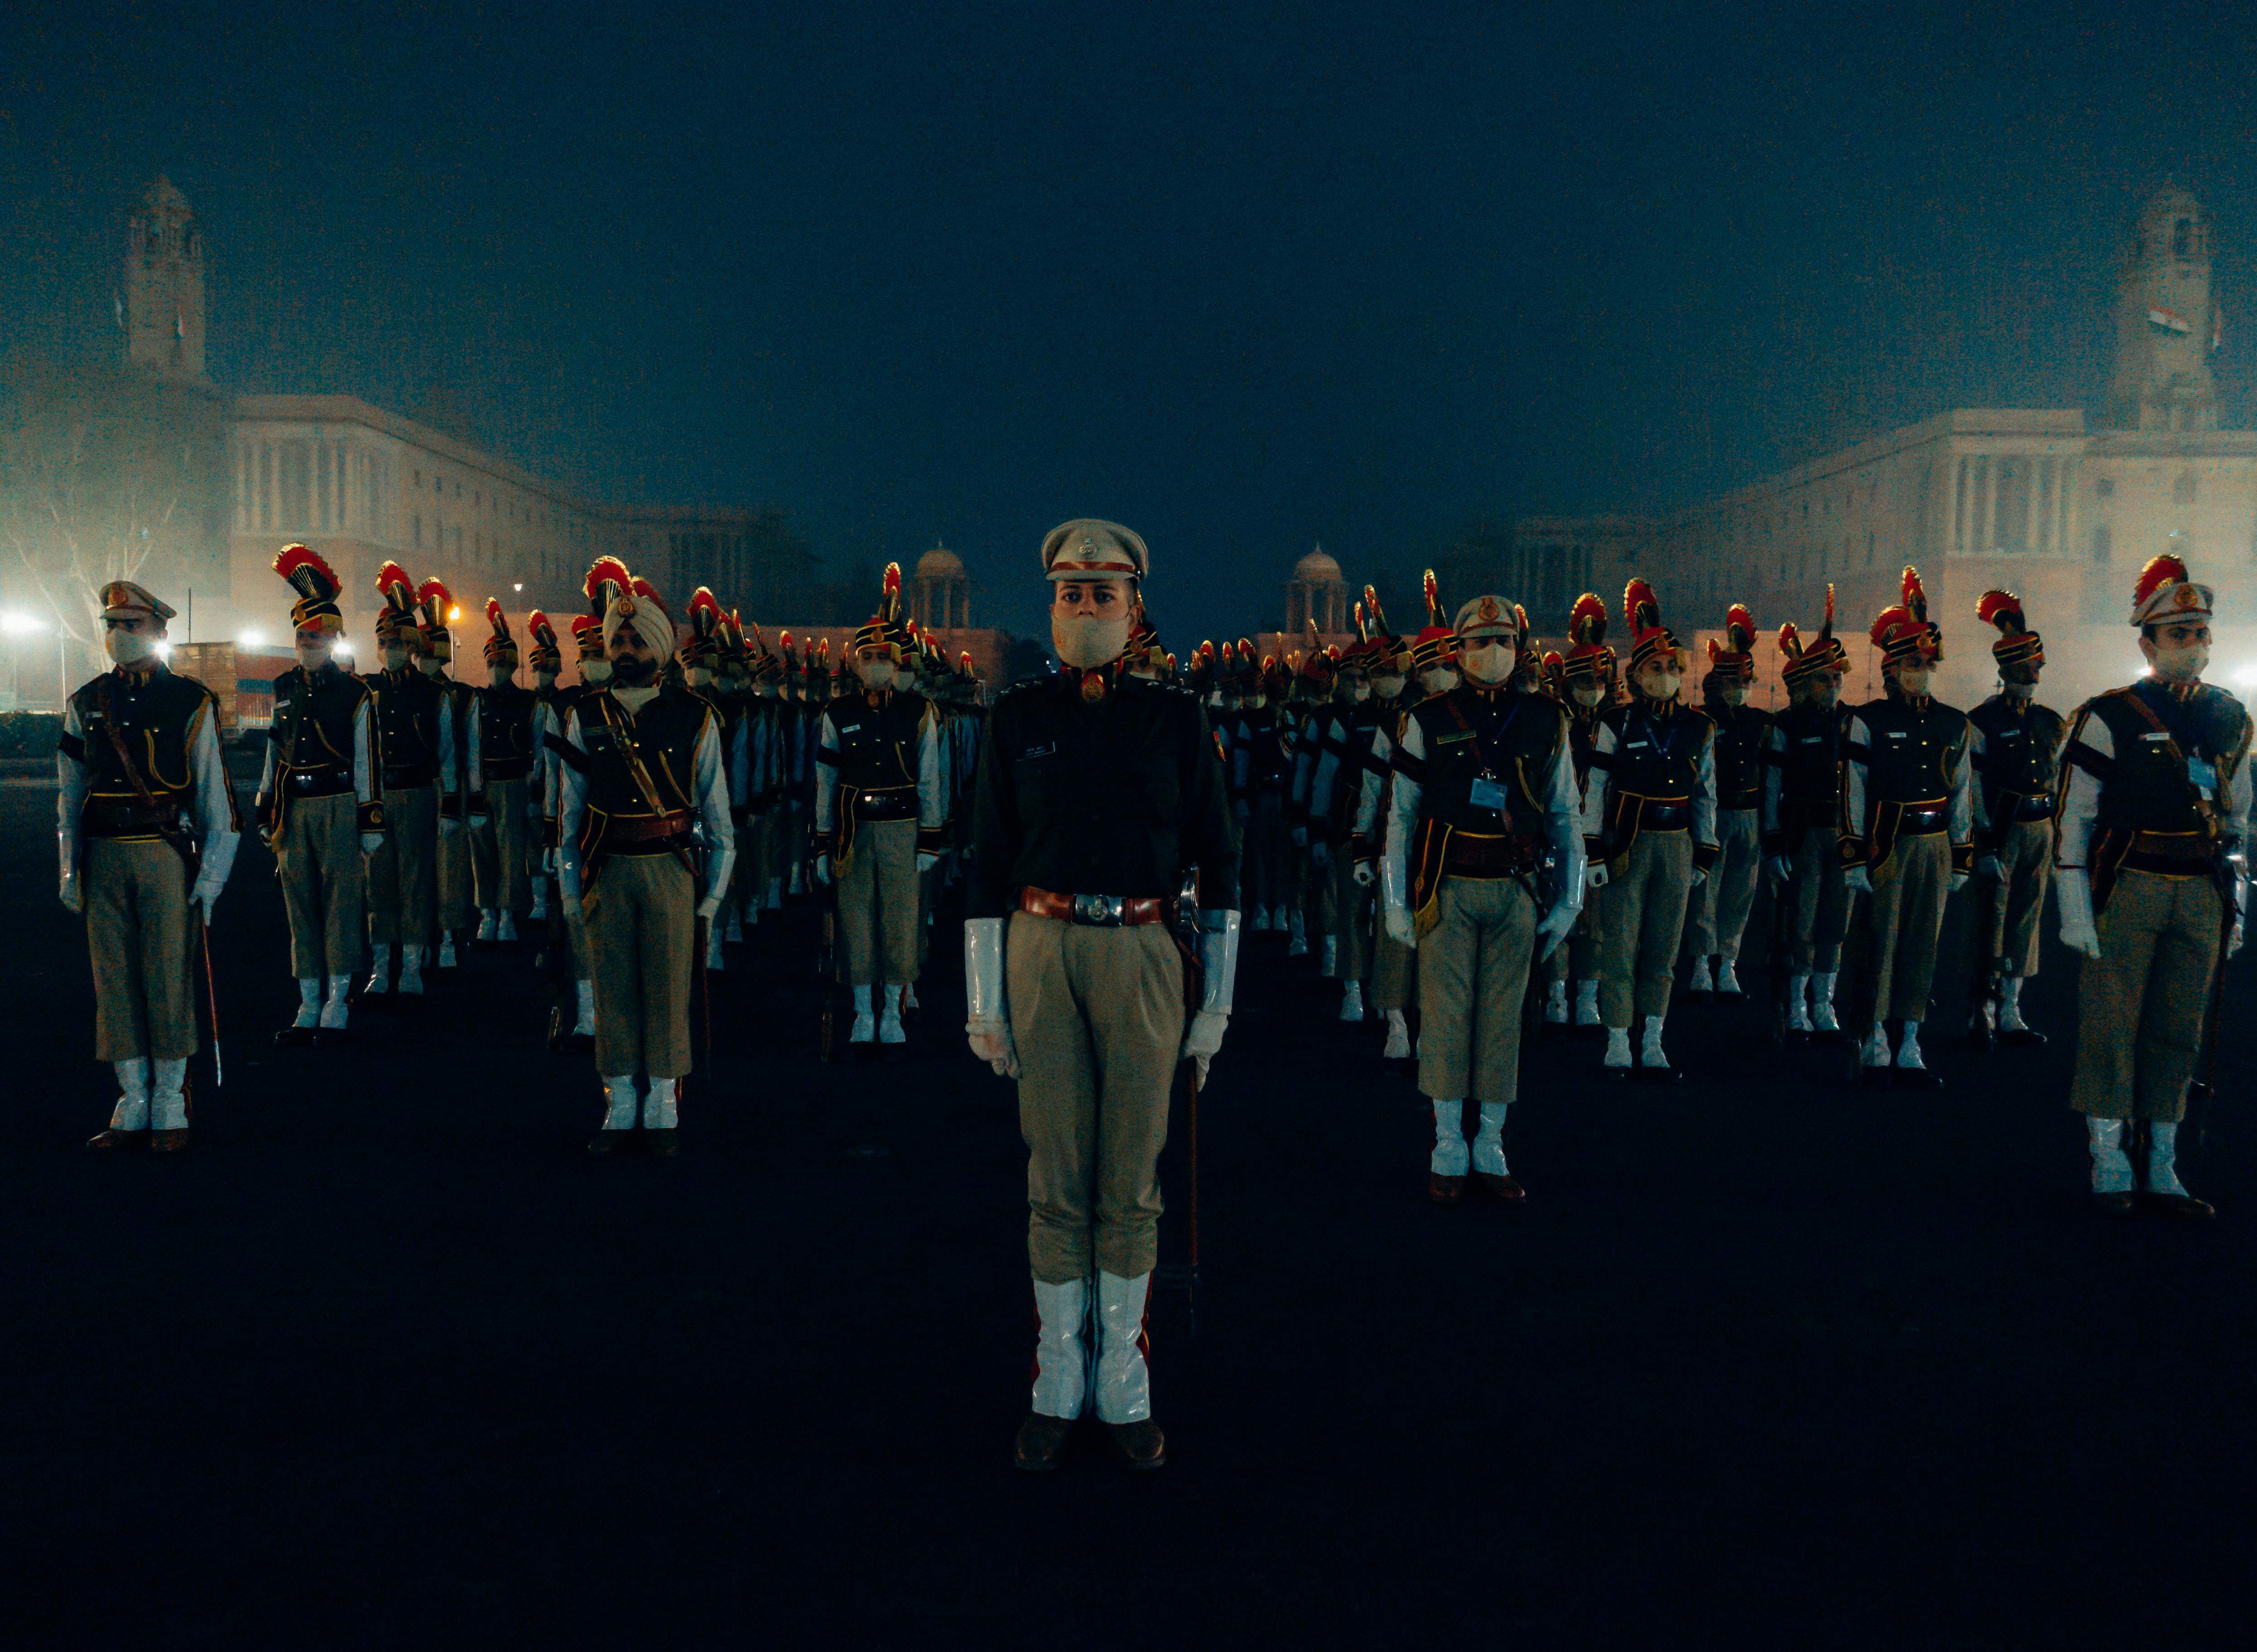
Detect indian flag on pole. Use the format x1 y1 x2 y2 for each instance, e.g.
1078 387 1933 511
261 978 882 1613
2147 305 2193 336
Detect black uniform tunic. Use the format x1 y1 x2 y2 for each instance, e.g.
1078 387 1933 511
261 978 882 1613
967 669 1240 916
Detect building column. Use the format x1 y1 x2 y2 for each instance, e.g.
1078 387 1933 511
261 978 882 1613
1978 456 1996 554
2022 458 2040 554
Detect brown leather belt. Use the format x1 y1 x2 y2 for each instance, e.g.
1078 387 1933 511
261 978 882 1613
82 796 189 839
604 809 694 843
2128 830 2212 861
1899 801 1950 834
1019 887 1168 927
1442 831 1542 877
2011 794 2055 823
1639 802 1693 832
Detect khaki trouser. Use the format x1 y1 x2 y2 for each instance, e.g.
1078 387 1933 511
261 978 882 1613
1686 808 1760 961
1598 830 1694 1027
1785 823 1850 975
837 816 920 985
470 776 532 913
2071 869 2223 1123
1862 831 1952 1024
275 790 365 978
1329 850 1373 982
366 784 438 947
1010 912 1185 1283
437 801 472 932
1417 875 1538 1105
85 838 197 1062
584 850 696 1079
1979 816 2052 979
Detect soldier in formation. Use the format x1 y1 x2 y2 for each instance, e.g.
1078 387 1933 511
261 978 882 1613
1544 593 1614 1034
2057 555 2248 1216
963 519 1238 1473
1963 589 2062 1046
60 581 242 1148
1763 592 1852 1041
363 562 450 1006
1685 604 1767 997
1841 568 1971 1086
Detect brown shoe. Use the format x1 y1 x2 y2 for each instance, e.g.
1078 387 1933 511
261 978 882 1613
646 1128 680 1157
1013 1412 1076 1472
587 1129 639 1156
150 1128 190 1153
1428 1172 1465 1206
1471 1170 1526 1202
1110 1419 1166 1471
86 1128 149 1151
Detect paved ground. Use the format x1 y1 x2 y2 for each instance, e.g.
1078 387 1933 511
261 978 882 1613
3 778 2251 1647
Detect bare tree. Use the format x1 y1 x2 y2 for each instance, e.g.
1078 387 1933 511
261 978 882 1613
0 351 229 652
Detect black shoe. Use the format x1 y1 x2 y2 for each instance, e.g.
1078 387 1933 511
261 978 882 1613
312 1024 352 1048
2138 1189 2216 1220
2092 1191 2140 1218
1890 1064 1943 1089
565 1032 596 1056
587 1128 639 1156
2000 1028 2047 1047
1013 1412 1076 1472
646 1127 680 1157
1110 1419 1166 1471
1855 1062 1892 1087
1602 1063 1632 1083
275 1023 317 1047
87 1127 149 1151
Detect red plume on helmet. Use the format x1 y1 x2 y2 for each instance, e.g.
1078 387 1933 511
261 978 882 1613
526 610 561 672
1562 591 1611 684
681 587 722 666
1725 604 1756 654
584 556 632 620
483 597 519 666
1410 568 1457 671
1622 577 1682 675
416 577 453 632
373 561 418 642
1979 587 2044 672
276 543 346 634
2135 554 2190 608
1872 565 1943 665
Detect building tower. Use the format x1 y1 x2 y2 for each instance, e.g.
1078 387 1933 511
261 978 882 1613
2108 186 2217 432
125 174 207 382
911 541 971 630
1284 545 1347 635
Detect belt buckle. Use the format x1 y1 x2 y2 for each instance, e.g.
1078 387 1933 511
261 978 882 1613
290 773 315 792
1072 893 1123 926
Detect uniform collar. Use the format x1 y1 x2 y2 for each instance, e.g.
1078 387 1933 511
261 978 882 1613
1059 659 1129 701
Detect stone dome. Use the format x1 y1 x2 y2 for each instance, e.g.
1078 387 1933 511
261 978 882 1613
916 543 966 580
1294 546 1343 583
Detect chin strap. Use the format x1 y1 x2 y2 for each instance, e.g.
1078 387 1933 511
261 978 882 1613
1196 909 1241 1014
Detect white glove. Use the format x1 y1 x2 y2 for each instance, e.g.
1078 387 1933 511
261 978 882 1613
192 879 226 913
1690 867 1707 888
1844 864 1872 893
917 850 940 872
1587 862 1610 889
1181 1008 1229 1091
1535 901 1577 960
967 1018 1019 1078
1949 871 1968 894
814 853 832 886
2056 866 2101 959
440 816 463 840
1291 825 1308 848
1383 903 1415 947
1311 839 1330 869
1352 861 1375 887
1768 855 1793 883
360 831 385 855
696 892 723 921
2230 918 2245 958
1976 854 2001 879
59 872 82 915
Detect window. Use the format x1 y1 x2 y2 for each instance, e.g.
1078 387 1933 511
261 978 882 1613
414 515 423 548
414 468 422 485
2091 524 2110 564
2096 476 2114 498
2173 217 2192 261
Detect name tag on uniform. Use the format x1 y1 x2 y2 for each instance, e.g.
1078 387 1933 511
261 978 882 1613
1018 743 1056 761
2142 732 2171 743
2188 757 2219 796
1800 736 1825 745
1433 729 1474 745
275 697 293 712
1999 729 2021 740
1885 730 1907 740
1468 776 1511 810
1624 740 1649 750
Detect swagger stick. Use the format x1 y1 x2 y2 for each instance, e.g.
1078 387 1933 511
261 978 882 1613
201 915 223 1092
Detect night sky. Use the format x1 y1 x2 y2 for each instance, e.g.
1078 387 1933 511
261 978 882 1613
6 1 2256 639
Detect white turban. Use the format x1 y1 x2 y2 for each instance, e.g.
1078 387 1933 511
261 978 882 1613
602 591 678 661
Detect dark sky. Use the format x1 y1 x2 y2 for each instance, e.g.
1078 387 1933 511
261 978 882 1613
6 0 2256 638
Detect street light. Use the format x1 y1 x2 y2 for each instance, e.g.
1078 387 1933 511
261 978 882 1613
1 611 45 636
238 629 266 649
512 583 523 593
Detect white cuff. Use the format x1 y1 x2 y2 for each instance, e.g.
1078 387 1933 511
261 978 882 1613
964 915 1006 1023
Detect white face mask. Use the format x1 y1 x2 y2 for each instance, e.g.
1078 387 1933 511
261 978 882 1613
1052 613 1131 671
488 665 513 688
104 626 157 666
416 654 443 677
1644 672 1682 701
382 643 412 672
1461 641 1516 686
1571 684 1603 708
1246 692 1266 709
582 658 613 684
1419 667 1459 696
296 636 333 671
858 656 896 690
1349 681 1372 702
1892 666 1934 696
1718 682 1748 708
687 665 715 687
1372 674 1405 700
2149 641 2209 683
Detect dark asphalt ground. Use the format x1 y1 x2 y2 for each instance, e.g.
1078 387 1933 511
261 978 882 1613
2 778 2252 1648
